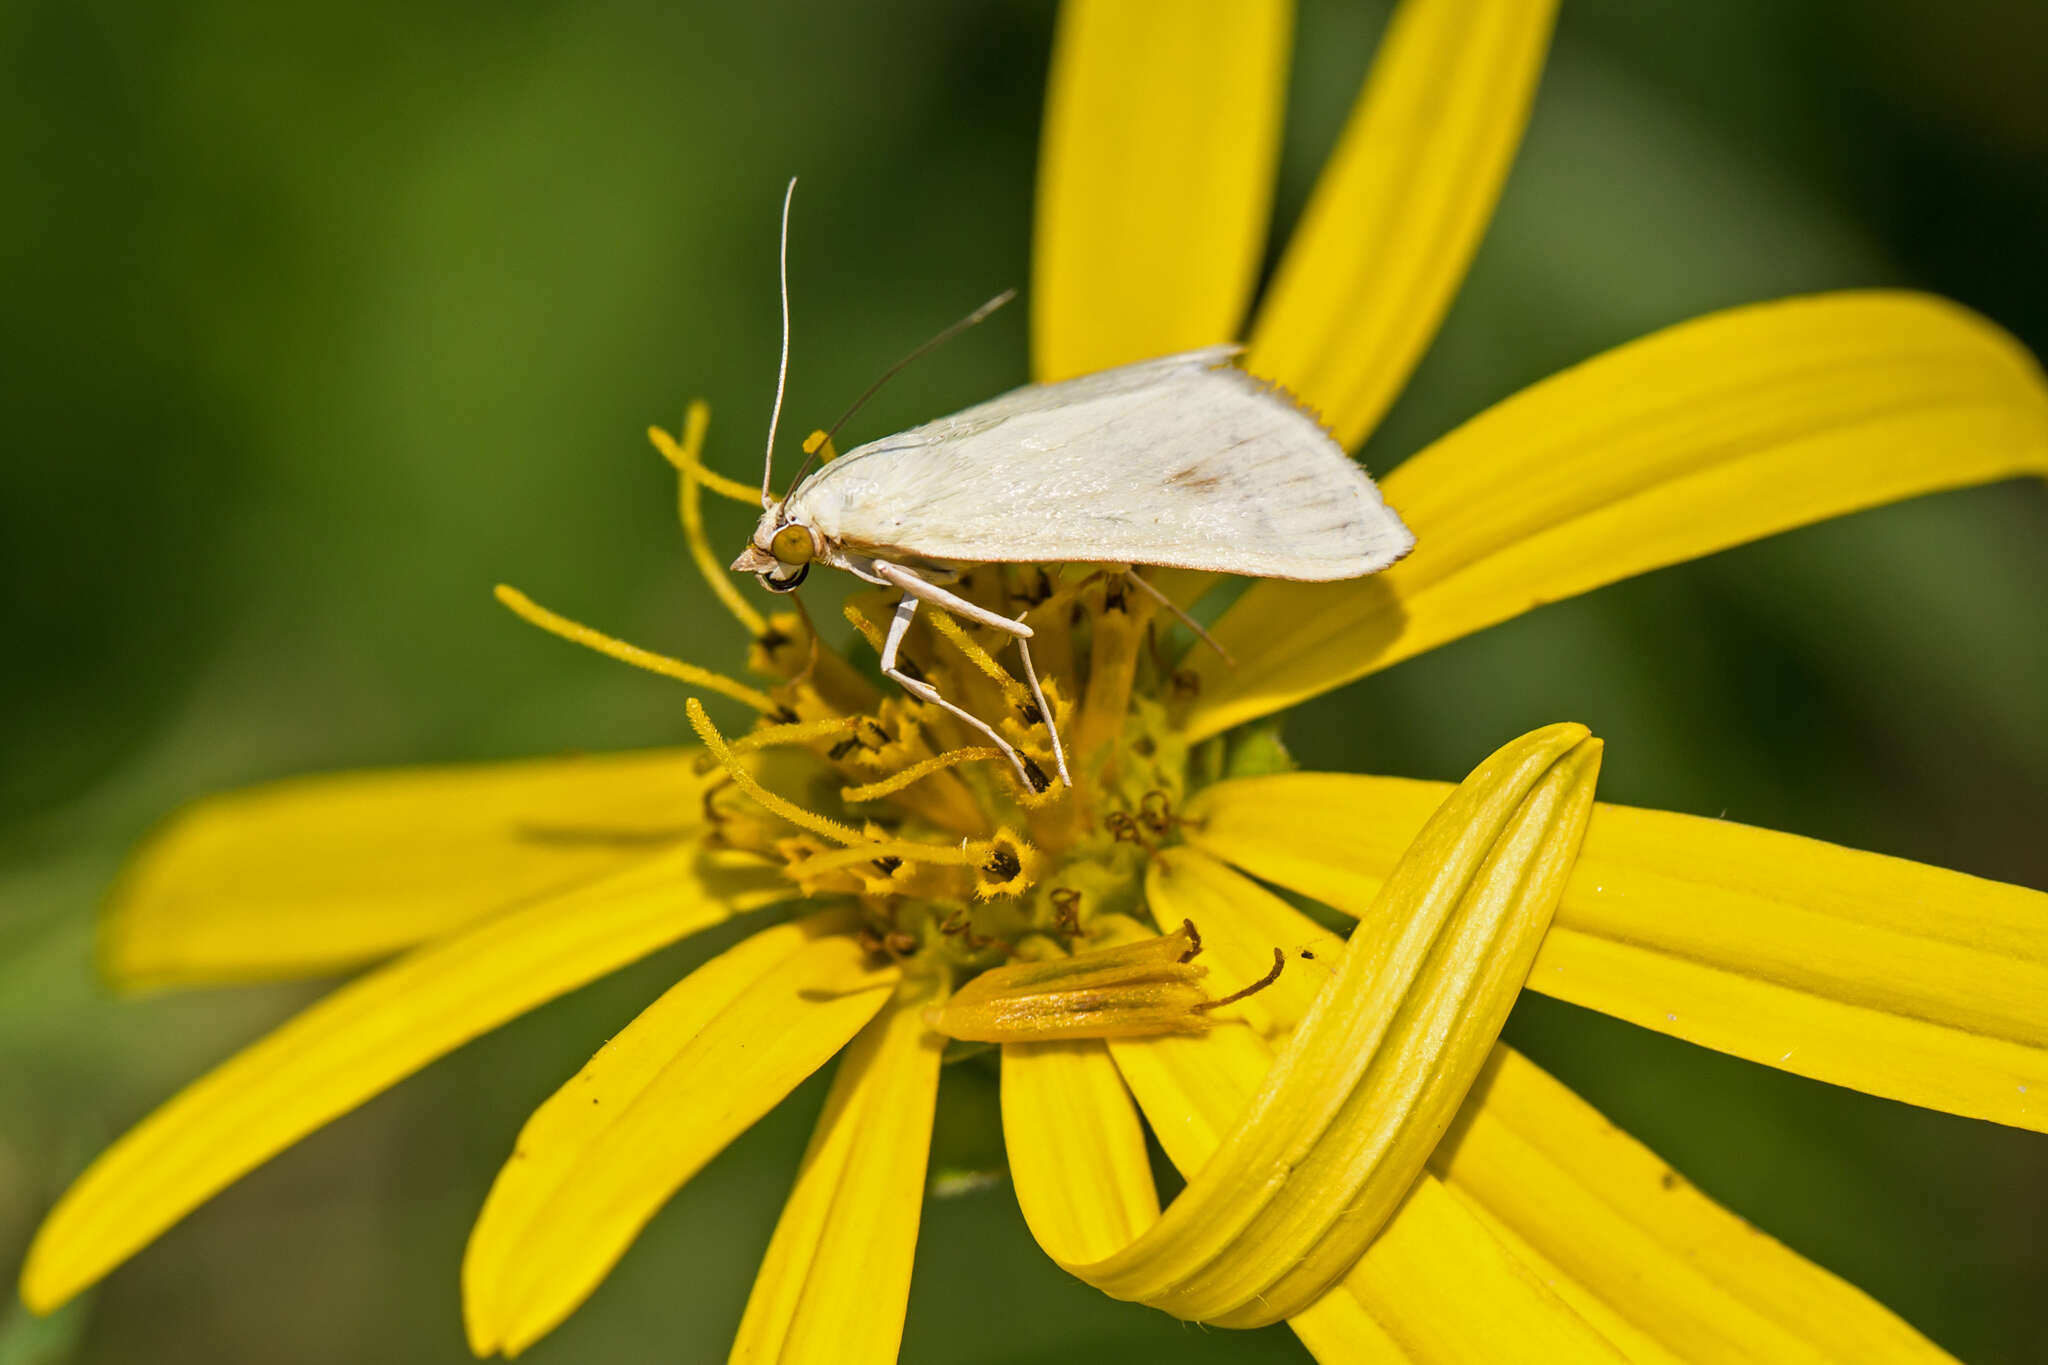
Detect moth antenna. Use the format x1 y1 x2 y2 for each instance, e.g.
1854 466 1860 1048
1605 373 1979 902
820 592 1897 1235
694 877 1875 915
782 287 1017 498
760 176 798 510
826 287 1015 451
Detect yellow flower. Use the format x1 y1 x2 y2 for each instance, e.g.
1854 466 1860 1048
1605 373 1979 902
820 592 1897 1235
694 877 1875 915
19 2 2048 1363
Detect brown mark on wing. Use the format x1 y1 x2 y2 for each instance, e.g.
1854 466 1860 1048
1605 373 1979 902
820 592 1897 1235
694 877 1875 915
1167 464 1226 494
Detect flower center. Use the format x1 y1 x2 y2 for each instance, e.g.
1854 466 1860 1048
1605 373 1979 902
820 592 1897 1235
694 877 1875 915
694 564 1198 981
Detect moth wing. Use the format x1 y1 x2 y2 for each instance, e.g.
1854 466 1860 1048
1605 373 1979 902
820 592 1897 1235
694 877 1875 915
789 347 1413 581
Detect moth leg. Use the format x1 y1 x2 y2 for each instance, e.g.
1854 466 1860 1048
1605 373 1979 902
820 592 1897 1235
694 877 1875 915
878 591 1044 793
872 559 1033 638
873 561 1067 791
876 590 921 674
1012 629 1070 787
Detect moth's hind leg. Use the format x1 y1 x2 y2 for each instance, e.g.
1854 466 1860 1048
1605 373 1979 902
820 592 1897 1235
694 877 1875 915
1012 633 1069 787
879 592 1048 793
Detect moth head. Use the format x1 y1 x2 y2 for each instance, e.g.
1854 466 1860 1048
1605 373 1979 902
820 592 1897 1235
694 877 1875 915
732 506 816 593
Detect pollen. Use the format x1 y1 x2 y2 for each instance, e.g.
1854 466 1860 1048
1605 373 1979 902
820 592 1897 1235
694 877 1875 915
974 829 1039 901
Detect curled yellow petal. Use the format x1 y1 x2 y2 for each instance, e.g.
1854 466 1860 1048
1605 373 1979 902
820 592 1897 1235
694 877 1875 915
466 914 896 1357
1002 884 1568 1361
1105 1026 1624 1361
1247 0 1558 448
1002 723 1602 1326
1032 0 1291 381
1054 870 1955 1358
1185 771 2048 1131
20 840 774 1315
1193 291 2048 739
100 748 719 990
730 983 945 1365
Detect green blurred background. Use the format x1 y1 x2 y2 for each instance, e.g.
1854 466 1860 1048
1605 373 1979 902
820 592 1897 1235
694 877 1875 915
3 0 2043 1360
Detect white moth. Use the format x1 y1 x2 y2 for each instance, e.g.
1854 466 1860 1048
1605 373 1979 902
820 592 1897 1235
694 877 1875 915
730 183 1413 791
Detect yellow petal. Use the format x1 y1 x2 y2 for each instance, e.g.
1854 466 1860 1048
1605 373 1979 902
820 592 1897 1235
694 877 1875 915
1283 1290 1409 1365
1014 724 1600 1325
1011 884 1604 1360
1108 1027 1624 1362
1434 1047 1960 1363
1246 0 1558 448
1031 0 1291 381
1182 772 1435 912
999 1039 1159 1265
103 748 721 990
730 984 945 1365
1339 1174 1634 1364
19 841 774 1314
1125 726 1601 1326
465 920 897 1357
1117 813 1956 1357
1185 771 2048 1130
1109 1023 1955 1360
1191 292 2048 739
463 911 857 1353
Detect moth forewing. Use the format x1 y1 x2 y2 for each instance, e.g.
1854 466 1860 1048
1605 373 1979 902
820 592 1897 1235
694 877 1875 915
783 348 1414 581
737 347 1416 794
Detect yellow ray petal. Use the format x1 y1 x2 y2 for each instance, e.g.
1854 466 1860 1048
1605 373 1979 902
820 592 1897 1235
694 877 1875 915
19 841 777 1315
1283 1290 1409 1365
1109 1013 1955 1360
729 984 944 1365
463 911 861 1354
1121 726 1600 1325
998 724 1600 1327
999 1039 1159 1265
1185 771 2048 1130
1108 1027 1625 1362
102 748 720 990
1005 860 1602 1360
1433 1047 1960 1364
1246 0 1558 449
469 917 896 1356
1051 841 1956 1356
1191 292 2048 739
1120 852 1622 1361
1031 0 1291 381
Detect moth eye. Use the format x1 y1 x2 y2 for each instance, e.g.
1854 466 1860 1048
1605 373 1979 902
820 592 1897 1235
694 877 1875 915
770 523 815 567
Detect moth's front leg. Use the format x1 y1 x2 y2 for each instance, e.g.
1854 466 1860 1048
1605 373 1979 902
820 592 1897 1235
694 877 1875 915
877 588 1046 793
